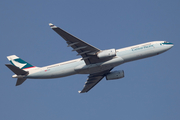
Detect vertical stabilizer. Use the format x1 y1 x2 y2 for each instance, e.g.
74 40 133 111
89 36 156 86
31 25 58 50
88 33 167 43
6 55 37 86
7 55 35 69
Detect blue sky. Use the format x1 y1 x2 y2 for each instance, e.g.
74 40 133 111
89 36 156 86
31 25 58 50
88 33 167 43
1 0 180 120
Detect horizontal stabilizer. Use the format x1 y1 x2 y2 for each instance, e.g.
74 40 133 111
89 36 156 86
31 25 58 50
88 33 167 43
16 78 27 86
5 64 28 75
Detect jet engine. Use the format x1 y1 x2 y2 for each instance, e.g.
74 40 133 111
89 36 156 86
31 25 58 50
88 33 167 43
97 49 116 59
106 70 124 80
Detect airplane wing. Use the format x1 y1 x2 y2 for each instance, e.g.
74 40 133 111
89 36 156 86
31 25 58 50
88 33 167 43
79 75 104 93
78 69 112 93
49 23 114 93
49 23 101 65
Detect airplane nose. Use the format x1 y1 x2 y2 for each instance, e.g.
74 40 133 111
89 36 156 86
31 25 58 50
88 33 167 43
168 44 174 49
165 43 174 51
156 42 173 55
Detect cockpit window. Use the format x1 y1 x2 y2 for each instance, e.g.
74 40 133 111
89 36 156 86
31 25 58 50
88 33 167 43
161 41 173 45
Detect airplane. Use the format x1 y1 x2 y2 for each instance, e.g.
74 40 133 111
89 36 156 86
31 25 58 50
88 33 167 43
5 23 174 93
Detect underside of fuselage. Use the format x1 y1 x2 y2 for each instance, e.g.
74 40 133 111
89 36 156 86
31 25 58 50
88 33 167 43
25 41 173 79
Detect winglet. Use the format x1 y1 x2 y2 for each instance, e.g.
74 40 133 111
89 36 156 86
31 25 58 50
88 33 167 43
49 23 57 28
78 91 86 93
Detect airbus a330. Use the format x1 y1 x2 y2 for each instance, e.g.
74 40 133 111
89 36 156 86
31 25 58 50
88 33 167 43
5 23 173 93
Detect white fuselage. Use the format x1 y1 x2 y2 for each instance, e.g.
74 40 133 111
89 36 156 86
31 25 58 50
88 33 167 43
24 41 173 79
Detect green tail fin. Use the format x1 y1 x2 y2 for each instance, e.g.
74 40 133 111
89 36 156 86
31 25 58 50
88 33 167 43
7 55 35 69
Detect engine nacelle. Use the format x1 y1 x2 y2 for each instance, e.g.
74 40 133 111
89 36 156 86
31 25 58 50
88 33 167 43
106 70 124 80
97 49 116 59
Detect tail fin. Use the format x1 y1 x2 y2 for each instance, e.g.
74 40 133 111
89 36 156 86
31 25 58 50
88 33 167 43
6 55 35 86
7 55 35 69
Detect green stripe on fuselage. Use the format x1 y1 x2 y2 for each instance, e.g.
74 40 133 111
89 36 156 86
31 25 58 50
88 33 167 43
162 43 173 45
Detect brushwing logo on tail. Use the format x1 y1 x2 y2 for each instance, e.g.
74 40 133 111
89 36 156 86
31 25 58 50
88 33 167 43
7 55 35 69
11 59 27 69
